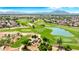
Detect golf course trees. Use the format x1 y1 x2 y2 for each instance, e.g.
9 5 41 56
39 42 48 51
32 25 35 29
56 37 63 51
11 36 30 48
32 35 38 38
64 45 72 51
0 36 11 47
42 37 49 42
38 37 52 51
0 39 6 47
57 37 62 46
56 37 72 51
38 42 52 51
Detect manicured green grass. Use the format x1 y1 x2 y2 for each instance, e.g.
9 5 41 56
0 20 79 50
48 24 79 50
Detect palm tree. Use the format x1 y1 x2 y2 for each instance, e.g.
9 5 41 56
57 37 62 46
57 37 63 51
32 25 35 29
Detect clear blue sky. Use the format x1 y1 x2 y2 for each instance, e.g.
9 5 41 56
0 7 79 13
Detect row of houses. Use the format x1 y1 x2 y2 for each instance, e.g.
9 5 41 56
0 20 19 28
44 16 79 27
0 15 79 27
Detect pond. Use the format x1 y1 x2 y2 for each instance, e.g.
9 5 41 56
51 27 74 37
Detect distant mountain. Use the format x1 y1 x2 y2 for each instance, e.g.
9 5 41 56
5 11 19 14
0 11 5 14
0 9 79 15
0 11 25 14
50 10 69 15
0 11 50 15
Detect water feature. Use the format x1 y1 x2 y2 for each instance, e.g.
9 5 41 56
51 27 74 37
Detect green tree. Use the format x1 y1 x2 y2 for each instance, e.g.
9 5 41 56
39 42 52 51
32 35 37 38
32 25 35 29
0 40 5 47
47 45 52 51
43 37 49 42
39 42 48 51
0 37 11 47
57 37 62 46
65 45 72 51
56 37 63 51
